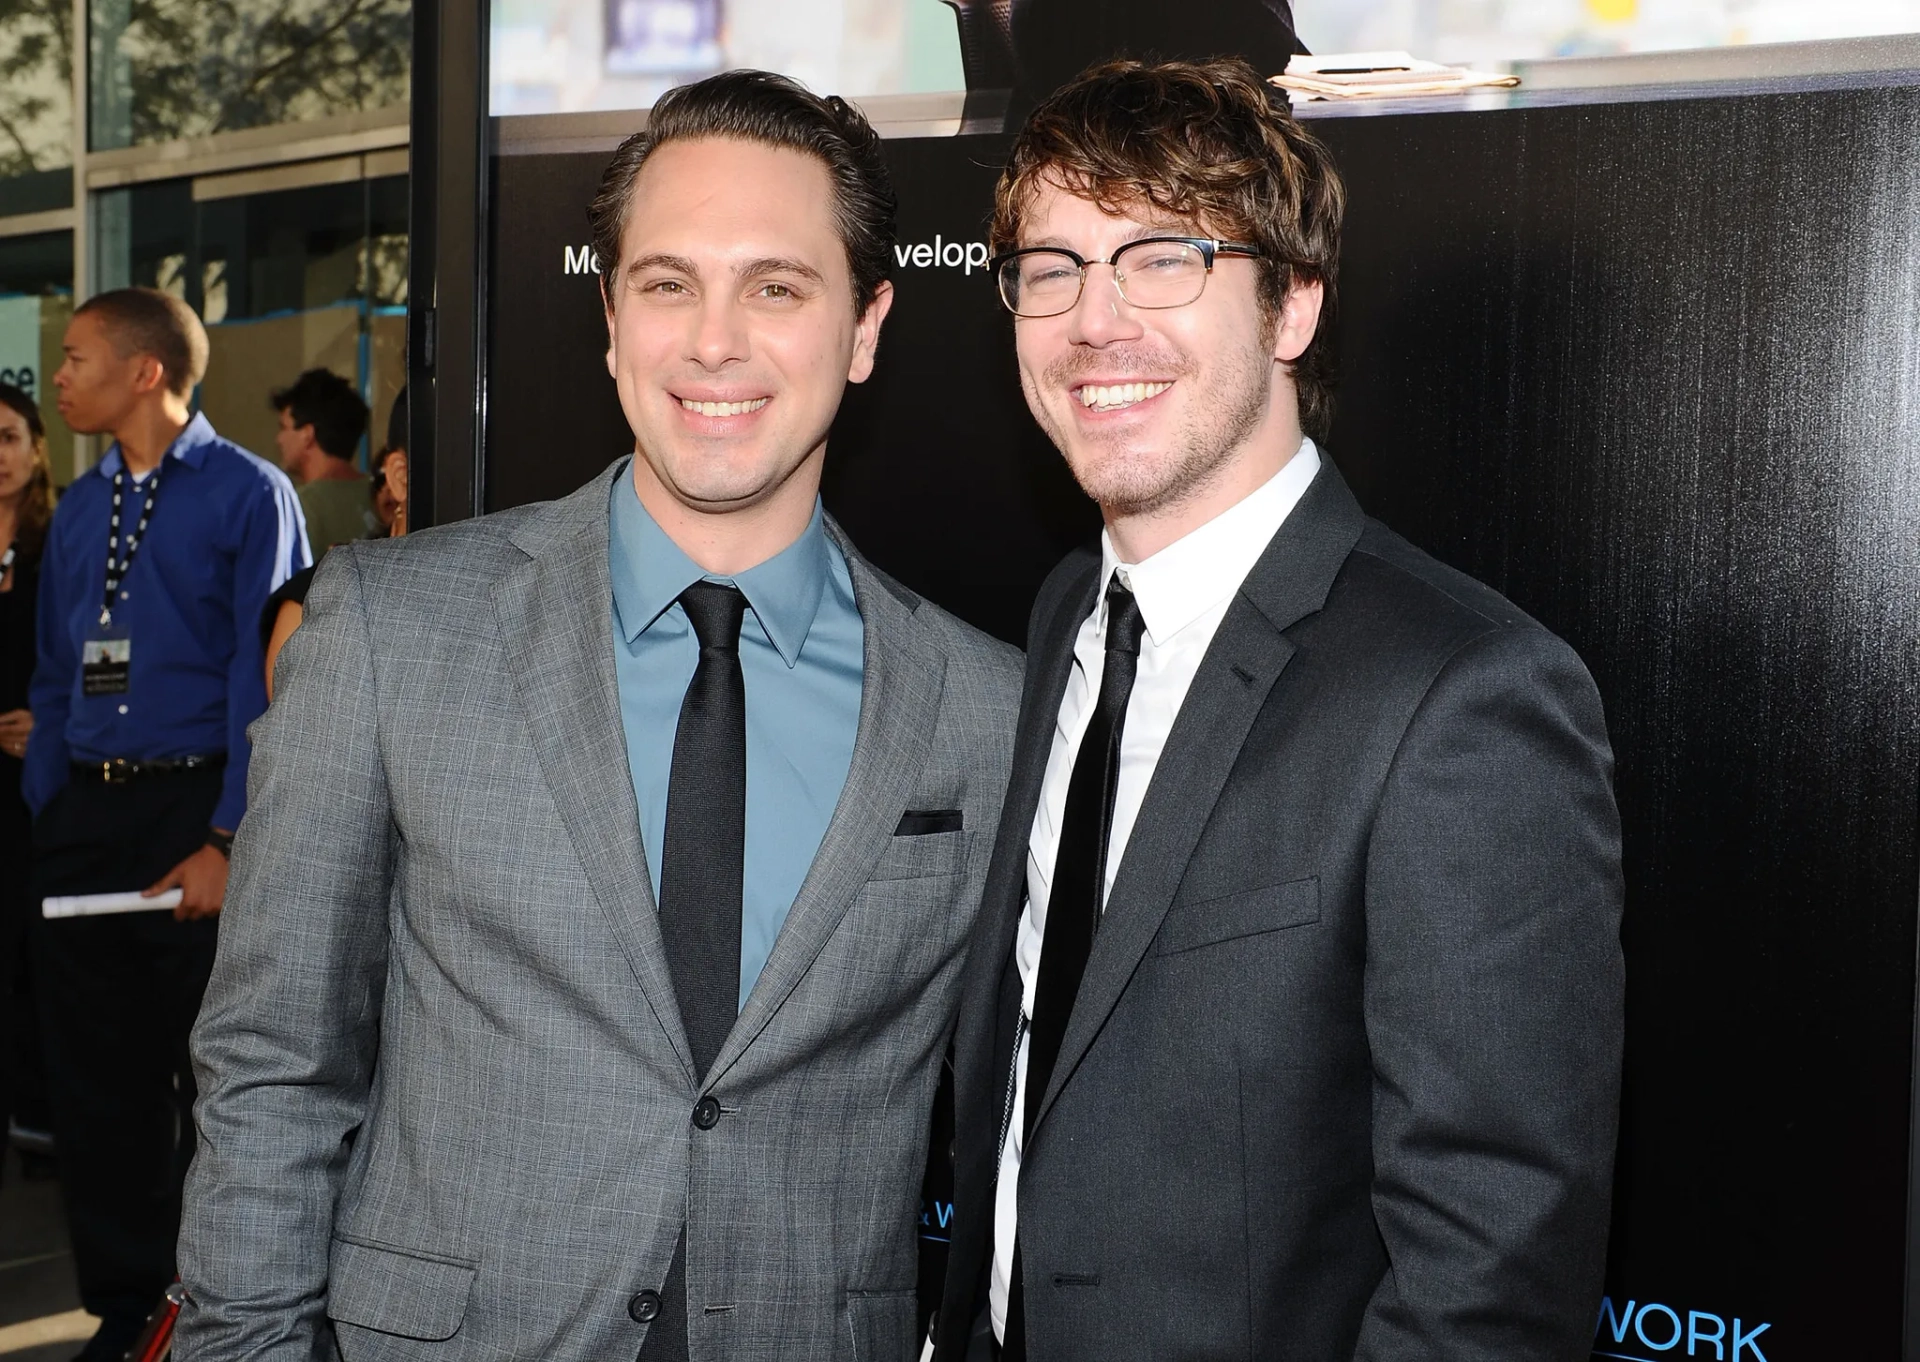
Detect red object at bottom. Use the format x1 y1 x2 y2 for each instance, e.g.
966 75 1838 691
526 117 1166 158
125 1282 187 1362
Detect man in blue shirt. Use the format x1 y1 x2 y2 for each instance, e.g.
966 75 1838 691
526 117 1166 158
25 287 308 1361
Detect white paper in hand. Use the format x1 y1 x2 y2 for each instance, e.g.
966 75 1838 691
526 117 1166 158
42 889 184 918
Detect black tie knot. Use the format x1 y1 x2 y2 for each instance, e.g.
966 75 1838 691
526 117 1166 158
680 581 746 654
1104 576 1146 659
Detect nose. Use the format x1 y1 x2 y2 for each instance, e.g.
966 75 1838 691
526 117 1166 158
687 292 751 370
1064 263 1143 348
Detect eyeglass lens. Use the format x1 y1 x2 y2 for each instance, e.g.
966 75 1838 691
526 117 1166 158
999 240 1212 317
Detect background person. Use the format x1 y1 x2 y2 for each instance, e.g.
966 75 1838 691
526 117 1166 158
24 288 309 1362
271 367 374 555
266 390 408 699
0 381 55 1172
371 385 409 538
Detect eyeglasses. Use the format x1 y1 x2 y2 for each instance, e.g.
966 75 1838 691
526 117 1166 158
990 237 1263 318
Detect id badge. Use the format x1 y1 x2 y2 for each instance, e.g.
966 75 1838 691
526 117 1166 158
82 628 132 696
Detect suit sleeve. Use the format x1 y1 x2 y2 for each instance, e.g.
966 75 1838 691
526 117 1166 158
1355 626 1624 1361
177 545 389 1362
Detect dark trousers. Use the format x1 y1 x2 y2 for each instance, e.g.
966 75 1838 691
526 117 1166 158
30 768 221 1332
2 753 51 1140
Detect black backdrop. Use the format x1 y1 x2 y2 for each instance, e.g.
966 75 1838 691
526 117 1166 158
481 81 1920 1358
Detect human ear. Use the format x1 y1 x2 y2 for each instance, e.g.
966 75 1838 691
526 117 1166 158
1272 278 1324 364
847 280 896 385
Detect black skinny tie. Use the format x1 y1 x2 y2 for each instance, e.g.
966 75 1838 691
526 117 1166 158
643 583 747 1362
658 580 748 1080
1005 574 1146 1362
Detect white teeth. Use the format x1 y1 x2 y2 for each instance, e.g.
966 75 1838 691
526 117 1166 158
679 397 770 417
1078 381 1171 411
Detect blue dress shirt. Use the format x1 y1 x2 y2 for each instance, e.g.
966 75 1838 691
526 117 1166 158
608 462 864 1011
25 412 311 832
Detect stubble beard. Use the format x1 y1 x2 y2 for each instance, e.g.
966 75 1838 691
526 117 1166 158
1031 341 1274 521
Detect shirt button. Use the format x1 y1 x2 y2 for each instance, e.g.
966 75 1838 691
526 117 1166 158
692 1096 721 1130
117 704 128 715
628 1289 662 1323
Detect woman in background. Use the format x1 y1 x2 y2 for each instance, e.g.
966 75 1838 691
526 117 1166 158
0 380 57 1170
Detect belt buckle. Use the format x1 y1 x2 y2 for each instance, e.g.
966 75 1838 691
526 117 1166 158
101 758 133 784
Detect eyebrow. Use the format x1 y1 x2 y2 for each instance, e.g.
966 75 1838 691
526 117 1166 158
1025 225 1195 253
736 256 828 286
623 252 699 286
621 253 827 287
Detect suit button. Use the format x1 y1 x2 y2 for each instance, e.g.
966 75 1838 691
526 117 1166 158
692 1096 721 1130
629 1289 662 1323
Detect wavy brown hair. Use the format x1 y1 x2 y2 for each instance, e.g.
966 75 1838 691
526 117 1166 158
0 382 53 559
990 58 1347 440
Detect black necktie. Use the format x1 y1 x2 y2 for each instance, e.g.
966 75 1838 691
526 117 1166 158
643 583 747 1362
658 580 748 1080
1005 573 1146 1362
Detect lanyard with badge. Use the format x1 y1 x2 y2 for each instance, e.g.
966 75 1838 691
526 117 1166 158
81 461 163 697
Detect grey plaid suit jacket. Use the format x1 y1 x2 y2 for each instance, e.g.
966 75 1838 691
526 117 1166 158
175 461 1022 1362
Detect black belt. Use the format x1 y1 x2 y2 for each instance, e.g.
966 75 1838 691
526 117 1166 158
73 755 226 784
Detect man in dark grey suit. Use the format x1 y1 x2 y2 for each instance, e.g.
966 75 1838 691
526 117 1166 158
933 59 1624 1361
176 73 1020 1362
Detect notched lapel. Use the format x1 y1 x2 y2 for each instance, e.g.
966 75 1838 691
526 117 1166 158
1028 460 1367 1136
975 558 1100 991
492 465 695 1082
705 531 947 1083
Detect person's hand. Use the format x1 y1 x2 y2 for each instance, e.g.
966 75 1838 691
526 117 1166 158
0 708 31 759
147 839 231 920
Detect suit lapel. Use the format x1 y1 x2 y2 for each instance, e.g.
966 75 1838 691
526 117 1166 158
968 552 1102 1043
703 524 946 1084
493 463 696 1083
1029 460 1369 1135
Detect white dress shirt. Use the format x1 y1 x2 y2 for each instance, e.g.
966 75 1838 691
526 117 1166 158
986 438 1321 1342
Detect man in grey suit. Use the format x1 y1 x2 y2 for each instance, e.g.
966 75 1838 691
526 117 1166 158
177 72 1020 1362
933 60 1625 1361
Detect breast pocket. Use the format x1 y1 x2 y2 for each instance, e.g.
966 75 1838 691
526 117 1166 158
869 828 970 882
1154 875 1321 955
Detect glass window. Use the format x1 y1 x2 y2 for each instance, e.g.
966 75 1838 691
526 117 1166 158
0 230 74 484
89 174 408 472
89 0 410 151
0 3 74 214
490 0 965 114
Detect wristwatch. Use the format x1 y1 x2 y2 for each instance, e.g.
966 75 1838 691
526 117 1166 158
205 828 235 858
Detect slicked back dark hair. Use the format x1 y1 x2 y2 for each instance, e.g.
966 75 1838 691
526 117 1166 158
75 287 210 398
993 58 1347 442
270 367 369 460
588 69 896 316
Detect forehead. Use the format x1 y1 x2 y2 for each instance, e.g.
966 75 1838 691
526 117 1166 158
625 137 842 258
1016 177 1208 248
65 310 110 347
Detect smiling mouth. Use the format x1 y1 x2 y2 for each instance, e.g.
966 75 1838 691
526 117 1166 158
679 397 770 418
1077 381 1172 413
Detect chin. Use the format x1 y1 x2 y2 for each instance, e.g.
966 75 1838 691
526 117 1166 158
658 458 787 510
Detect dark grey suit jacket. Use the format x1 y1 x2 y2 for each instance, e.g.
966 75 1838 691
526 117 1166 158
935 459 1624 1361
177 464 1023 1362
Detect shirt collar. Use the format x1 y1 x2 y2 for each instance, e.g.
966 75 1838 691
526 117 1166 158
1098 438 1322 649
95 411 218 478
607 459 831 668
